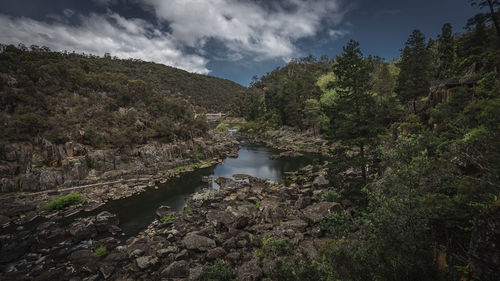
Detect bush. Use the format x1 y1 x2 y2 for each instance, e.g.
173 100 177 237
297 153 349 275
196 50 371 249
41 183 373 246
196 260 235 281
160 215 172 223
323 191 339 202
319 212 351 238
94 246 107 258
44 192 84 211
270 238 290 256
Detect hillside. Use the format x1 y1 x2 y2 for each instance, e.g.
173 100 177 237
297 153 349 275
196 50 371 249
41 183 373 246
0 44 249 147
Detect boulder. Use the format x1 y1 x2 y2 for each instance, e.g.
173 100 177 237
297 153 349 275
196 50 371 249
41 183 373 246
280 219 309 232
156 205 171 218
161 260 189 278
182 232 216 251
206 247 226 261
135 256 158 270
302 202 341 224
237 258 263 281
313 175 329 186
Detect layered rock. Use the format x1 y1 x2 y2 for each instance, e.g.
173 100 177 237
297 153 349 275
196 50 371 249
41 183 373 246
0 130 239 193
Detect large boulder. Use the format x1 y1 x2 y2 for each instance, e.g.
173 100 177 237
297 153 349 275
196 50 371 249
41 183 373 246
302 202 341 224
161 260 189 278
135 256 158 270
182 232 216 251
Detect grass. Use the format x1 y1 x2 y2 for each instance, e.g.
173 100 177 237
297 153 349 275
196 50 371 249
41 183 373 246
255 201 261 209
160 215 173 223
183 205 191 216
254 248 265 259
44 192 84 211
94 246 107 258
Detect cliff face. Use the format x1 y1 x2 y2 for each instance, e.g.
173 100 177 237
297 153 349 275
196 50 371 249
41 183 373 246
0 131 239 193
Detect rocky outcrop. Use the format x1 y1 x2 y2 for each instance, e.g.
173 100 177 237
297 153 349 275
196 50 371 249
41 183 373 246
0 130 239 193
245 126 329 154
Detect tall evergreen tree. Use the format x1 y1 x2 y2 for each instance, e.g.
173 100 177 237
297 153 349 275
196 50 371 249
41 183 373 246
327 40 381 181
396 30 432 113
469 0 500 40
437 23 456 79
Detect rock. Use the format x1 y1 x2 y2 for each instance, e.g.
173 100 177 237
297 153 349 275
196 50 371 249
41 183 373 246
135 256 158 270
280 219 309 232
99 264 115 279
232 174 252 180
175 249 189 260
182 232 216 251
161 260 189 278
94 211 119 232
237 258 263 281
313 175 329 186
469 202 500 281
206 247 227 261
206 210 235 228
157 246 178 257
156 205 171 218
295 196 312 209
269 151 303 160
129 249 145 258
302 202 341 224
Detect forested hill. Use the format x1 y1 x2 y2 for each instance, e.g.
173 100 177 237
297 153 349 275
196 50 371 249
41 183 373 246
0 44 249 146
240 11 500 281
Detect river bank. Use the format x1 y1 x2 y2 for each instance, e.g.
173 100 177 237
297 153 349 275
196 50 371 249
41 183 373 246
1 157 343 280
0 130 239 230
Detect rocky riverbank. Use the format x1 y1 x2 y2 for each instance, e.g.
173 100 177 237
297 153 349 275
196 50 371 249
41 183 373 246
1 160 349 280
242 126 330 155
0 130 239 229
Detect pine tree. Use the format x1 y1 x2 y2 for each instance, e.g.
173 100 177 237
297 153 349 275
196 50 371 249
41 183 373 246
327 40 381 181
396 30 432 113
437 23 456 79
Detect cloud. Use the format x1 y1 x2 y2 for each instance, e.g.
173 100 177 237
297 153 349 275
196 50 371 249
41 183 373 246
0 12 210 74
140 0 348 61
328 29 348 39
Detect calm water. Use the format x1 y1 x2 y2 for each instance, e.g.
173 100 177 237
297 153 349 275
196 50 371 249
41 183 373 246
100 141 319 236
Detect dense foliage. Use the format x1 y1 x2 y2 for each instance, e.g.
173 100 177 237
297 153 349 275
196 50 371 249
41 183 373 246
0 44 248 147
246 7 500 281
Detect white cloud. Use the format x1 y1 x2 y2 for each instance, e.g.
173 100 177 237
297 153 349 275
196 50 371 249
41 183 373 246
0 12 210 74
141 0 347 61
328 29 348 39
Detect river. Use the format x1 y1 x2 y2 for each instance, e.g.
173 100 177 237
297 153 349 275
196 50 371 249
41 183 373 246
99 140 319 237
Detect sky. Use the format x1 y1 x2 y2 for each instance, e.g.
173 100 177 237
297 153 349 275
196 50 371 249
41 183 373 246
0 0 479 86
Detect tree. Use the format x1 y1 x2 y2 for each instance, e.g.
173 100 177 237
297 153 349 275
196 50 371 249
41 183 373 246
326 40 381 181
304 99 321 135
396 30 432 113
437 23 456 79
469 0 500 40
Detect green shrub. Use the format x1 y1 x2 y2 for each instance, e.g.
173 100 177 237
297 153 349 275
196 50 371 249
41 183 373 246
183 205 191 215
323 191 339 202
196 260 235 281
160 215 173 223
319 212 351 238
270 238 290 256
44 192 84 211
94 246 107 258
254 248 265 259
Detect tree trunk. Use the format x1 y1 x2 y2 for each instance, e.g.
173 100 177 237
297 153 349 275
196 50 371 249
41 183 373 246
360 143 366 182
487 0 500 40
